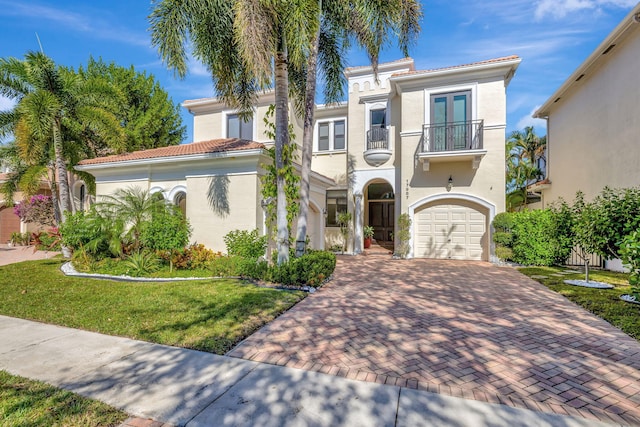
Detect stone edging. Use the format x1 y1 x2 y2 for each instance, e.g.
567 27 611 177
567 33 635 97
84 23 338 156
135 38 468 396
563 279 614 289
60 262 319 292
60 262 218 283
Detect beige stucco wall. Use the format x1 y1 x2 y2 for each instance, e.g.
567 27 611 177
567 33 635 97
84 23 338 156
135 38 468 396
542 27 640 204
397 77 507 217
186 173 261 250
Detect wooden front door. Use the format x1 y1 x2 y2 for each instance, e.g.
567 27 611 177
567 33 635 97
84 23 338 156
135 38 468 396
369 201 394 243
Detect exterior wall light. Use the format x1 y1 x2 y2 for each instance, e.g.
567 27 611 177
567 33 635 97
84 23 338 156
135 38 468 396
447 176 453 192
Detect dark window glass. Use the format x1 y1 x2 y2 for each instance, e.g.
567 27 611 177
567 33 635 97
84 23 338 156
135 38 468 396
318 122 330 151
334 120 345 150
326 189 348 227
227 114 253 140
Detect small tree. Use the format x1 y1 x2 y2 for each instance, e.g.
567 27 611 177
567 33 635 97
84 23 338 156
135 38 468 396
569 192 600 282
337 211 352 254
395 213 412 259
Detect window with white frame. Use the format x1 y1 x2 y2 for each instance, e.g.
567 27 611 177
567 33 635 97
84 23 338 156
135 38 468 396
326 189 348 227
316 119 346 152
227 113 253 140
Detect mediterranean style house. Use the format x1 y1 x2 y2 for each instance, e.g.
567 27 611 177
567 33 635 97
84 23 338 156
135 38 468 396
532 3 640 205
77 55 521 261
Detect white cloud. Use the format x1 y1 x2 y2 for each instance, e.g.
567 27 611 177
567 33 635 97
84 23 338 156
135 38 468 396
534 0 636 20
515 106 548 132
0 1 150 48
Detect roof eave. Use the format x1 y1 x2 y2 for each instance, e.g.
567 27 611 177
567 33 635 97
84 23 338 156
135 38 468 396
534 4 640 118
76 148 266 171
390 57 522 85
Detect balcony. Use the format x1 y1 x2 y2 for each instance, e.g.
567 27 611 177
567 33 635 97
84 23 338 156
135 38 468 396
418 119 486 171
363 127 392 167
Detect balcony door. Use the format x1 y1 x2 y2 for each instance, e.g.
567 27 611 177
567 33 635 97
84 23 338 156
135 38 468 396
430 91 471 151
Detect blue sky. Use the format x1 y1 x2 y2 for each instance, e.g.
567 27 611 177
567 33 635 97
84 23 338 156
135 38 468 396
0 0 636 143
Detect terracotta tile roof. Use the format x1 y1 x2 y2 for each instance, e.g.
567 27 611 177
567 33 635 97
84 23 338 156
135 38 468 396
392 55 521 77
78 138 265 166
344 57 414 72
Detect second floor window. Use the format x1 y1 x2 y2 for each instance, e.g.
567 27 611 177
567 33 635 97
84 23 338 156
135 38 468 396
227 114 253 140
317 120 346 152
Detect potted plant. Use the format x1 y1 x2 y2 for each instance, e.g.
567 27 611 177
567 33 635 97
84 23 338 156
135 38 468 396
363 225 374 249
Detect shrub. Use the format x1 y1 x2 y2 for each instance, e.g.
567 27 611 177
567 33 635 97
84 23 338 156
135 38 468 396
209 255 268 278
32 229 62 251
337 212 352 253
495 246 513 261
223 229 267 259
511 209 566 266
492 212 514 232
395 213 411 259
13 195 55 226
140 205 191 254
493 231 513 247
620 231 640 298
267 250 336 287
159 244 221 270
123 251 161 277
59 209 123 258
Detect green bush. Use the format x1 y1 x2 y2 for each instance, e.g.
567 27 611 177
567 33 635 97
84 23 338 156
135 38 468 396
493 231 513 247
620 231 640 298
267 250 336 287
209 255 268 278
223 229 267 259
492 212 515 232
395 213 411 259
59 209 114 257
495 246 513 261
511 209 566 266
140 205 191 253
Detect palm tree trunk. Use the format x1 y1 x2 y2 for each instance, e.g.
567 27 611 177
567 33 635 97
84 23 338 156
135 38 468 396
295 27 321 258
53 121 72 221
274 41 290 265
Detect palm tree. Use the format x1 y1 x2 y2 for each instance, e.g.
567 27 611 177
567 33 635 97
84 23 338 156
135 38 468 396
0 51 123 223
150 0 319 265
293 0 422 256
97 186 167 252
506 126 546 210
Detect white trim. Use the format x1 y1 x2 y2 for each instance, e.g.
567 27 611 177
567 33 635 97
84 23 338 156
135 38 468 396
308 198 325 250
168 185 187 204
149 186 166 200
314 116 347 153
400 130 423 137
407 193 496 259
424 83 478 126
185 171 257 179
76 149 265 171
352 168 396 196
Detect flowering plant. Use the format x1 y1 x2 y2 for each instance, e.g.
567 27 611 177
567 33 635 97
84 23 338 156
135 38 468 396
13 195 56 226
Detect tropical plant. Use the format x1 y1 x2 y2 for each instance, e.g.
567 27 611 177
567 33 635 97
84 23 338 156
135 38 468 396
97 187 167 252
506 126 546 211
140 204 191 271
293 0 422 257
123 250 161 277
13 194 55 226
363 225 375 239
337 211 352 254
0 51 123 224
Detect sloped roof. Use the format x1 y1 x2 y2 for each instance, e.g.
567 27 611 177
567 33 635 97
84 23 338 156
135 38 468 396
78 139 265 166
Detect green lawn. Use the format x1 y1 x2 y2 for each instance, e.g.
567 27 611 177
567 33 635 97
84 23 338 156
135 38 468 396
0 370 127 427
0 259 305 354
519 266 640 340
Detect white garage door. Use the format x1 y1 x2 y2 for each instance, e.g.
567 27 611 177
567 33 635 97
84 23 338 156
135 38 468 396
414 203 487 260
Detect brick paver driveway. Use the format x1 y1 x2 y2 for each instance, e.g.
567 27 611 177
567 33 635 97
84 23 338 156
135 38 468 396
229 255 640 425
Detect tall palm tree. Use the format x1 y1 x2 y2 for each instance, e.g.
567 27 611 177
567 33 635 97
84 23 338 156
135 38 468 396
293 0 422 256
506 126 546 210
150 0 319 265
0 51 123 224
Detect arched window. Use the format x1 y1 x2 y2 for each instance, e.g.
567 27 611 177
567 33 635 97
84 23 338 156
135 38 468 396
174 192 187 217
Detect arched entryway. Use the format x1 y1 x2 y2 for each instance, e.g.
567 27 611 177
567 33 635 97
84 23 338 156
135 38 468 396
365 180 395 251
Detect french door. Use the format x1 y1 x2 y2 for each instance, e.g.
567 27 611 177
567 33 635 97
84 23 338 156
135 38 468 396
430 91 471 151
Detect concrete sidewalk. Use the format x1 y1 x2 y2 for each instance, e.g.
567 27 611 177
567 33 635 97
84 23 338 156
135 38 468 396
0 315 616 427
0 246 59 266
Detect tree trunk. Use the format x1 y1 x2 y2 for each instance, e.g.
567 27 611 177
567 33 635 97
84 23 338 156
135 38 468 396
53 121 72 221
274 43 290 265
585 259 590 283
295 27 320 258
